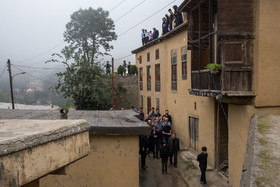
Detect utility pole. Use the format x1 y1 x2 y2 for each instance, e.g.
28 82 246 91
7 59 15 109
112 58 115 110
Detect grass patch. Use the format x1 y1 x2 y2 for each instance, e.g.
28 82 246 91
259 150 270 163
259 137 268 145
255 176 265 187
184 160 197 170
257 115 269 135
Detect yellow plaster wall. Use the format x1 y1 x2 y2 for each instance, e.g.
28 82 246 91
254 0 280 107
40 135 139 187
136 31 217 167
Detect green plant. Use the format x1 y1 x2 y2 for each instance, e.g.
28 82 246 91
117 65 125 76
117 82 127 92
205 63 222 71
128 65 138 75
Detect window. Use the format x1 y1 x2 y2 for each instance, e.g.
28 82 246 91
147 66 151 91
140 95 143 108
156 98 160 111
189 116 199 151
139 68 143 91
225 42 243 64
147 52 150 62
147 97 151 114
155 49 159 60
139 55 142 64
171 49 177 91
181 46 187 80
155 64 160 92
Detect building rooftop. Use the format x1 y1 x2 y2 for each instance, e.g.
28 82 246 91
0 109 150 136
0 119 89 157
131 21 188 54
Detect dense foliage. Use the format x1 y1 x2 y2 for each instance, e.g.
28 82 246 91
128 65 138 75
47 7 117 110
117 65 125 76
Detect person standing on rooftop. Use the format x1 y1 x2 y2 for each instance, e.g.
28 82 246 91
168 9 175 31
141 29 145 45
162 17 168 35
153 28 159 40
165 14 170 32
148 31 153 42
144 29 149 45
173 5 183 27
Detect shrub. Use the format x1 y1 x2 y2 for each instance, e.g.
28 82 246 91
117 65 125 76
128 65 138 75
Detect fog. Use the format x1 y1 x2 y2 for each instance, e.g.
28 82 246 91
0 0 184 89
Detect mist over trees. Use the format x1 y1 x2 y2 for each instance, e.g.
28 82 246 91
47 7 117 110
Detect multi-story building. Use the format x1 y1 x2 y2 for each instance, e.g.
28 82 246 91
132 0 280 186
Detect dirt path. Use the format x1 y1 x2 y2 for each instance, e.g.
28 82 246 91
140 155 189 187
140 152 231 187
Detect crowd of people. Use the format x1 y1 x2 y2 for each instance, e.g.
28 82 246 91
141 5 184 46
132 106 209 186
135 107 180 174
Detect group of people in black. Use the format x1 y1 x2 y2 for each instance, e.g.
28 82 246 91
138 107 180 174
133 106 209 186
162 5 184 35
140 5 184 46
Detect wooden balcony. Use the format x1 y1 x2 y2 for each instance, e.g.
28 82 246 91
147 82 151 91
155 81 161 92
140 81 143 91
189 68 255 97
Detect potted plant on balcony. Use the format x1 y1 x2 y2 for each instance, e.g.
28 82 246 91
206 63 222 74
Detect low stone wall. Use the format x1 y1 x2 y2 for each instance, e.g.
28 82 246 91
114 75 138 110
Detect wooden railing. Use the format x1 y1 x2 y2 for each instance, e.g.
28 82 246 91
147 82 151 91
191 67 253 93
191 69 221 90
155 81 160 92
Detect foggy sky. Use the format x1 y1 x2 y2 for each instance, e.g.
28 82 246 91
0 0 184 80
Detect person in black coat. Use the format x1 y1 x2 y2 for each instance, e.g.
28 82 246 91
153 28 159 40
167 133 180 168
140 135 150 169
162 17 168 35
162 109 172 124
197 146 208 186
160 141 169 174
173 5 183 27
150 126 160 158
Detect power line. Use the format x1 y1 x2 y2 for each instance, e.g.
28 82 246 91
109 0 127 12
13 66 56 85
114 0 146 23
12 64 65 70
15 41 65 64
115 54 134 61
118 0 177 37
0 66 6 80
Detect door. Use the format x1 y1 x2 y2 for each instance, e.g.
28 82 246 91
189 116 199 151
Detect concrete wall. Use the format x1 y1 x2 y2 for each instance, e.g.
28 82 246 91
228 105 280 187
40 135 139 187
254 0 280 107
136 31 217 167
114 75 138 110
